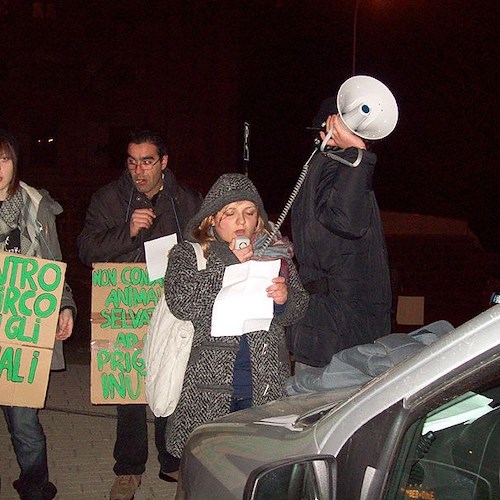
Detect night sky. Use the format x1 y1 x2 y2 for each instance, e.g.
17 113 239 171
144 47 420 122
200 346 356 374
237 0 498 250
2 0 498 251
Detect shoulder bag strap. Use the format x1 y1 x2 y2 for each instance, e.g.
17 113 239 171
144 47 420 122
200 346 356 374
188 242 207 270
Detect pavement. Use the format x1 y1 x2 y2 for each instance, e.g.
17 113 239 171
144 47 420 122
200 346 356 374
0 338 177 500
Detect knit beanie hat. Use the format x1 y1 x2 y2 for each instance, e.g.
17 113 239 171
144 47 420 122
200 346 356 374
186 173 269 232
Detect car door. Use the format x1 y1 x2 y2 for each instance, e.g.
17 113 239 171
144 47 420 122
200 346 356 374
334 350 500 500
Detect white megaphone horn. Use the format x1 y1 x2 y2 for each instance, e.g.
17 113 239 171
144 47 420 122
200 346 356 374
336 75 398 140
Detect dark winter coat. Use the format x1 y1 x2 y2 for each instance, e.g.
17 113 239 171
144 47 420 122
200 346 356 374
77 169 202 265
164 239 309 458
288 148 392 367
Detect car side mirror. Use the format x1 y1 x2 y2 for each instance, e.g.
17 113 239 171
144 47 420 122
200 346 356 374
243 455 337 500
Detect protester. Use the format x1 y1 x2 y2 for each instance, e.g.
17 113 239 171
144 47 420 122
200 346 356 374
0 129 76 500
288 98 392 369
77 129 202 500
163 173 309 471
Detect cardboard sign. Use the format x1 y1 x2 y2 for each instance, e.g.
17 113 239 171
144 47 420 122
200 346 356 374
91 262 163 404
396 296 425 326
0 252 66 408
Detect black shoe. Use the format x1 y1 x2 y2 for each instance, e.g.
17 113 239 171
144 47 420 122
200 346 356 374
42 482 57 500
13 479 57 500
158 470 178 483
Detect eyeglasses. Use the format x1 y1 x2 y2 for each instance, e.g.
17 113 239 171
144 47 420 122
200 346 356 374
126 157 161 170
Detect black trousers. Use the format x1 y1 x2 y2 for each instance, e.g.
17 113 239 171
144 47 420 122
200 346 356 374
113 404 178 475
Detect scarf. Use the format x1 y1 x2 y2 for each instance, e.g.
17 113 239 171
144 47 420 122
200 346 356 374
251 228 294 262
0 188 40 256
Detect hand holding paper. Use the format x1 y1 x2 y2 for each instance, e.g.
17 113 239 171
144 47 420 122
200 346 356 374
211 259 281 337
266 275 287 304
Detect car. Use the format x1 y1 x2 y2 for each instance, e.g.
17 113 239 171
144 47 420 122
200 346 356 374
176 305 500 499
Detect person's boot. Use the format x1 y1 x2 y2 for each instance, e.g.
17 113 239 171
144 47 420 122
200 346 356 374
13 479 57 500
159 469 178 482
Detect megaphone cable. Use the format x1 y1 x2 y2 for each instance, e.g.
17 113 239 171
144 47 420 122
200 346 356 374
321 147 363 167
320 126 363 167
320 127 334 152
257 138 364 256
256 148 318 255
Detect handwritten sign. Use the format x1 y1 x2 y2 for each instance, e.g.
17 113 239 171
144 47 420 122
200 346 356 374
91 262 163 404
0 252 66 408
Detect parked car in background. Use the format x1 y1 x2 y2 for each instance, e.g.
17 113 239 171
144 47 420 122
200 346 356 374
177 305 500 499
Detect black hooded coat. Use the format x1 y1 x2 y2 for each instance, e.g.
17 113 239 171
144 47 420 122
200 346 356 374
288 98 392 367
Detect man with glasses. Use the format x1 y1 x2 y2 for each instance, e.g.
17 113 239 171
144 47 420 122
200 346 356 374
78 129 202 500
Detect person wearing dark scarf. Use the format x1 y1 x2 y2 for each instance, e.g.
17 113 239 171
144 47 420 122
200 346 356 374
0 129 76 500
163 173 309 477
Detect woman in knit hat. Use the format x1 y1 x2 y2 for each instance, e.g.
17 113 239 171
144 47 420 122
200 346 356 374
162 173 308 475
0 130 76 500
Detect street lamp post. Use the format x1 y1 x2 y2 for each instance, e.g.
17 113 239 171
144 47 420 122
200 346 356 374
352 0 361 75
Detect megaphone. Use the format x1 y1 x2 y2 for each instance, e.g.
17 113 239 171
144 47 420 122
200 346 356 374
337 75 398 140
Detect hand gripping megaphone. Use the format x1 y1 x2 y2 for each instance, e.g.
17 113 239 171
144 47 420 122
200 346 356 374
337 75 398 140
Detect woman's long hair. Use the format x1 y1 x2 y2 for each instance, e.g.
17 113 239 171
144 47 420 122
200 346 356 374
0 137 20 198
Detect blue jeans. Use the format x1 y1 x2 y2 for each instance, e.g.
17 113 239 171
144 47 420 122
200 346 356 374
2 406 55 499
230 396 252 413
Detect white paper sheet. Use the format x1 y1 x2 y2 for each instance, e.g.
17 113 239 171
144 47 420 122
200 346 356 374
144 234 178 281
254 415 302 432
211 259 281 337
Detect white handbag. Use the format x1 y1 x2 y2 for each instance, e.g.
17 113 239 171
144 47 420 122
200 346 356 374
143 242 206 417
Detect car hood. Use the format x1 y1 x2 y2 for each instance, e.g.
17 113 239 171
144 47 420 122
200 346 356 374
178 387 358 499
215 386 358 426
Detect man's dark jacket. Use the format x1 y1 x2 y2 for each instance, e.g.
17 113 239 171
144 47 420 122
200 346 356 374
289 148 392 367
78 169 202 265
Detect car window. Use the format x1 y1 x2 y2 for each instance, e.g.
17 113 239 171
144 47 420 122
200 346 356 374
390 385 500 499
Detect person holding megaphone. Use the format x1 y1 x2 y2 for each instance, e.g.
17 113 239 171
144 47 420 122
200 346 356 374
287 76 397 372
